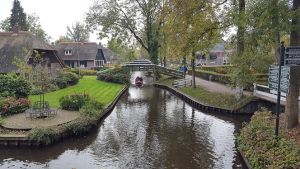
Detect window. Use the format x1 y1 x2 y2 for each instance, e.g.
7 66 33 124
64 49 72 55
95 60 104 67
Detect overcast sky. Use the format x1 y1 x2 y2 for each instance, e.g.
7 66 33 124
0 0 102 44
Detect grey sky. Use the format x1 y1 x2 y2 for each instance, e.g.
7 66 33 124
0 0 101 43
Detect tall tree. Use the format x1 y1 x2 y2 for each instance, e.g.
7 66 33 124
9 0 28 31
108 38 137 62
290 0 300 46
86 0 163 64
27 14 51 43
66 21 90 42
163 0 219 88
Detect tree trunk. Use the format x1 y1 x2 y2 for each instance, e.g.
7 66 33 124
192 51 196 88
237 0 245 57
290 0 300 46
272 0 280 63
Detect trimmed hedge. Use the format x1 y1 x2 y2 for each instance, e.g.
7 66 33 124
238 111 300 169
0 74 32 98
59 93 90 111
190 69 268 88
54 72 79 89
66 68 98 76
97 68 130 84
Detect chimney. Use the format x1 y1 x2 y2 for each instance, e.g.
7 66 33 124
12 26 20 34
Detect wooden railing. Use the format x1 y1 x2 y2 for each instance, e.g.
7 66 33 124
122 61 184 78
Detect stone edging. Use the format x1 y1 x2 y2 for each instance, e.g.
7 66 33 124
238 148 252 169
154 83 252 115
0 85 129 147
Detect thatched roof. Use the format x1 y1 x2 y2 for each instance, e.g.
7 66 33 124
0 31 58 73
56 42 99 61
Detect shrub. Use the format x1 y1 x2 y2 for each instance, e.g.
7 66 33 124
97 68 130 84
0 74 32 98
54 72 79 89
29 127 56 144
80 100 103 119
237 111 300 169
0 97 30 116
59 93 90 111
65 118 97 136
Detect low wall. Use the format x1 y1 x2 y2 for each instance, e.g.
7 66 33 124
0 85 129 147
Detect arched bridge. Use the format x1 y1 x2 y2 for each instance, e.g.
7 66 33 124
122 60 184 78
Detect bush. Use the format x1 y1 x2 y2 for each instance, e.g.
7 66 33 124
0 97 30 116
238 112 300 169
97 68 130 84
0 74 32 98
59 93 90 111
29 127 56 144
54 72 79 89
80 100 103 119
65 118 97 136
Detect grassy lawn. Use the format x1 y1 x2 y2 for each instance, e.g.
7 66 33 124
156 76 253 110
180 87 253 110
29 76 125 108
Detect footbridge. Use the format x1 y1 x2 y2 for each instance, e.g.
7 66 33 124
122 60 184 78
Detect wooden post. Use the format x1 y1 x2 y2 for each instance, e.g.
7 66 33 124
285 66 300 129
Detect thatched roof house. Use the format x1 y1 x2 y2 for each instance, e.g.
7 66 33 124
0 31 64 74
56 42 106 69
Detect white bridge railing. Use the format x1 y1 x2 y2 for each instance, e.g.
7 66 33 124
253 83 300 101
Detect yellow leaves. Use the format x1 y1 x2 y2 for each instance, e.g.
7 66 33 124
163 0 219 59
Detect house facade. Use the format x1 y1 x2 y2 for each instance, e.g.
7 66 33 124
195 42 233 66
0 31 64 75
56 42 106 69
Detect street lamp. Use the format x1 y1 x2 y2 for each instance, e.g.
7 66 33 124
77 42 81 77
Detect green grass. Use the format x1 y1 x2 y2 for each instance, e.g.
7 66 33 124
156 77 253 110
180 86 253 110
29 76 125 108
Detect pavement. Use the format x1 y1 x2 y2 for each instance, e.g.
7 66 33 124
2 110 79 130
185 75 251 96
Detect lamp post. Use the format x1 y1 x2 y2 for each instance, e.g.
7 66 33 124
77 42 81 77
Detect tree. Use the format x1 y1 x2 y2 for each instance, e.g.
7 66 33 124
86 0 163 64
163 0 220 88
290 0 300 46
66 22 90 42
108 37 136 62
228 0 290 91
27 14 51 43
0 11 51 43
54 36 72 45
9 0 28 31
0 18 10 31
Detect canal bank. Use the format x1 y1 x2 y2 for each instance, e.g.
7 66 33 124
0 72 249 168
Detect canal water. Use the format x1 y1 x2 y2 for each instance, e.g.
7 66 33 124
0 72 249 169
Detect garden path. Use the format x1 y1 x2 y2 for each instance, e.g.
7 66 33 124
185 75 251 96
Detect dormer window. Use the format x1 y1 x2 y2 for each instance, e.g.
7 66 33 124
65 49 72 55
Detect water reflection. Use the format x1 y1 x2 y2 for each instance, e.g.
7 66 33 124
0 72 247 169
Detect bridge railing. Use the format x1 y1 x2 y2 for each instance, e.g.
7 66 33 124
253 83 300 101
